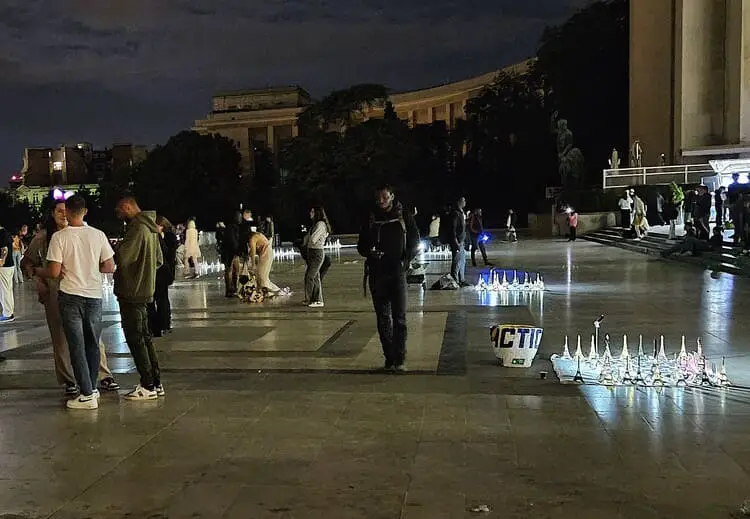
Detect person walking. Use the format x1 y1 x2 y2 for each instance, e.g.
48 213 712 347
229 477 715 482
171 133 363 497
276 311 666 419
22 200 119 395
11 231 23 283
114 196 164 401
357 185 419 372
618 192 631 229
148 216 177 337
303 206 331 308
45 195 115 410
0 223 15 324
468 208 492 267
567 210 579 241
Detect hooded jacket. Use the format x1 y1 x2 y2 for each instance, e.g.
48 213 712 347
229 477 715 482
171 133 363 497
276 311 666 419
357 200 419 274
114 211 164 303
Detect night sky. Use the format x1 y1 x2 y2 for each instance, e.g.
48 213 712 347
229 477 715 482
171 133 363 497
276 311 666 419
0 0 591 176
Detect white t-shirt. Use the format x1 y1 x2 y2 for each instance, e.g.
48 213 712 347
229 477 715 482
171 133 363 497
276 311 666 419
46 226 114 299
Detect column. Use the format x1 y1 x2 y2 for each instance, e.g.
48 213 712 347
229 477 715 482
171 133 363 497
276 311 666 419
408 110 416 128
427 107 434 124
266 125 275 152
292 124 299 138
725 0 750 142
445 103 453 128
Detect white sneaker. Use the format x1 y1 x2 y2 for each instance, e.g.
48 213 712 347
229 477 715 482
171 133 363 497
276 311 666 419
123 384 158 401
66 394 98 410
308 301 324 308
92 389 100 399
155 384 166 397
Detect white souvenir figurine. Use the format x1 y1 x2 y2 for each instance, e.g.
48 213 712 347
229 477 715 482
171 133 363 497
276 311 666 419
588 334 598 362
620 334 630 361
602 333 613 361
511 270 519 288
573 335 584 360
561 336 572 360
621 355 634 385
696 337 703 358
717 357 731 387
637 335 645 358
678 336 688 362
658 336 667 362
598 356 615 385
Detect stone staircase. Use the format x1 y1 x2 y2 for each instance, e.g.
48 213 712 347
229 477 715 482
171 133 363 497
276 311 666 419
582 227 749 276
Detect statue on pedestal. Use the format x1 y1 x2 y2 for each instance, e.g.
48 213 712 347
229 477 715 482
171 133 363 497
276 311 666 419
551 112 585 186
630 139 643 167
608 148 620 170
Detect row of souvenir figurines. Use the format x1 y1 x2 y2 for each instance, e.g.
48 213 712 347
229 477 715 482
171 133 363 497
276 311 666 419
476 271 545 291
560 334 705 364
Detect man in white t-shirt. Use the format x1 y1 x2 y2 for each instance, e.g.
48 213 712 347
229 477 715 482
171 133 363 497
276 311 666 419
46 195 115 410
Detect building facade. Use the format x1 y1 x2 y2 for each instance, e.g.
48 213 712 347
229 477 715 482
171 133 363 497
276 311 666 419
193 62 530 172
630 0 750 166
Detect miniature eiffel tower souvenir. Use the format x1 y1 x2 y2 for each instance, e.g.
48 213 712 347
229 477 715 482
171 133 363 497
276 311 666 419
537 273 545 290
598 354 615 385
523 272 531 290
658 336 667 362
633 356 646 385
638 335 645 359
699 356 711 386
588 335 599 362
573 356 584 383
696 337 703 358
603 334 613 361
573 335 585 360
561 336 572 360
621 355 634 385
717 357 731 387
511 270 519 288
675 363 688 387
620 334 630 361
650 356 665 386
678 336 688 362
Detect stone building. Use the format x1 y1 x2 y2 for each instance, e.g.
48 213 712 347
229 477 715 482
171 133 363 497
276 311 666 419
193 61 531 173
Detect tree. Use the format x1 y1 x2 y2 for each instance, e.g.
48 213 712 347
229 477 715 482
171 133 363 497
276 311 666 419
465 68 556 217
0 192 37 231
131 131 243 227
297 84 389 135
536 0 628 185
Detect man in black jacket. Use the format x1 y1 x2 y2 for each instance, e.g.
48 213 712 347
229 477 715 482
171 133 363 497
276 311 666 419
357 185 419 372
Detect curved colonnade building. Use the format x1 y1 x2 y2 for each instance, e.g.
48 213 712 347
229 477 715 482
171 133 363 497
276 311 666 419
193 61 530 173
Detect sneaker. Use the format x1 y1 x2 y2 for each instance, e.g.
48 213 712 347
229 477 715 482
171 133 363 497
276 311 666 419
155 384 166 397
382 363 394 372
92 389 100 399
123 384 158 401
64 384 79 396
99 378 120 391
308 301 324 308
66 394 98 410
301 300 309 305
394 364 408 373
0 315 15 324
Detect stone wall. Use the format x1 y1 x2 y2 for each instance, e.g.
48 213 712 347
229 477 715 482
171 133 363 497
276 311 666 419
529 212 617 237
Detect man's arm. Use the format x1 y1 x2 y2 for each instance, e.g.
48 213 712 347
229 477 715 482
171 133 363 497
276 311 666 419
45 233 63 279
404 212 420 263
100 258 115 273
452 212 462 249
356 217 370 258
46 261 62 279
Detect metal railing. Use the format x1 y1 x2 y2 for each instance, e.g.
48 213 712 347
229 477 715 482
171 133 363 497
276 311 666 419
602 164 715 190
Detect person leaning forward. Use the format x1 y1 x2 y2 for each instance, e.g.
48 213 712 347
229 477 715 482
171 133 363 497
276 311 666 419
357 184 419 372
114 196 164 401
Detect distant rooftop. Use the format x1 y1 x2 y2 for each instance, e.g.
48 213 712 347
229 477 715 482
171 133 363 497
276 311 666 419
213 85 310 98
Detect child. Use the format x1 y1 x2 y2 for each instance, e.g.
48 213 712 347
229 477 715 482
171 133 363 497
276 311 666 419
567 210 578 242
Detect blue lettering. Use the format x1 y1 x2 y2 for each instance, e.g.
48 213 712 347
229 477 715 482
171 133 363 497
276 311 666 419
500 328 515 348
517 328 530 348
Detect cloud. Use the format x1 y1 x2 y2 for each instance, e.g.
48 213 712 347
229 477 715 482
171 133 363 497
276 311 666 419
0 0 593 172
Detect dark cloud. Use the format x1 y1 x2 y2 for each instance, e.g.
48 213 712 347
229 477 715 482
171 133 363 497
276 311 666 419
0 0 593 174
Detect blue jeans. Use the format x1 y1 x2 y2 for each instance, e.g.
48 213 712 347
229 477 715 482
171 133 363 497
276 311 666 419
58 292 103 396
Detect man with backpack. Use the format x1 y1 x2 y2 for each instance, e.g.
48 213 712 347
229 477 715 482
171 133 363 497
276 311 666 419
447 196 470 286
357 185 419 372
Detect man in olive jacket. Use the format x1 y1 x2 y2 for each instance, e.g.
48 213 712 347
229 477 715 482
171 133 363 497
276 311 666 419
114 196 164 401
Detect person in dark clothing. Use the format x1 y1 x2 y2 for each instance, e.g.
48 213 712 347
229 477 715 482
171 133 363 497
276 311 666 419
715 187 726 227
693 186 712 240
448 197 469 286
357 185 419 372
727 174 749 244
222 212 242 297
468 208 492 267
148 216 177 337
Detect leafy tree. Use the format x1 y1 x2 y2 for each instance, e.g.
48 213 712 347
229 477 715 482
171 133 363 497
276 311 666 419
536 0 628 185
297 84 389 135
131 131 242 228
0 192 38 232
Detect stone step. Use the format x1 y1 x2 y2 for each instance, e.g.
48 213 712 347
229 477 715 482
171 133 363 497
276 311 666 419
582 228 747 276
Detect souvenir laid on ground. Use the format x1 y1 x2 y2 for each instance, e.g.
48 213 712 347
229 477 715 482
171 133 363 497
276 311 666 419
419 242 452 260
490 324 543 367
275 239 343 262
476 268 544 292
551 329 731 387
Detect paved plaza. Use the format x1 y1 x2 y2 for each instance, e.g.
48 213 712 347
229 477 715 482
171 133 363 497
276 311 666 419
2 239 750 518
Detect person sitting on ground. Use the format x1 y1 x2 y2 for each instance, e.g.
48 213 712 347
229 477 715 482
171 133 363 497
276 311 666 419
661 223 711 257
709 226 724 252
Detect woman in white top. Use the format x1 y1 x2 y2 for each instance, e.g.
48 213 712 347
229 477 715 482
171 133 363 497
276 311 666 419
184 219 201 278
304 206 331 308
